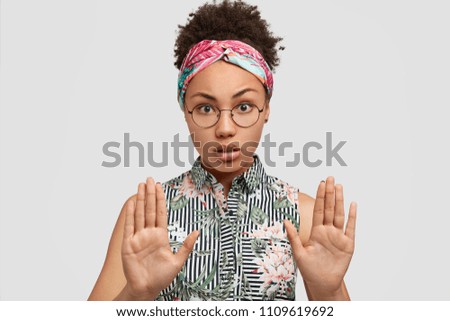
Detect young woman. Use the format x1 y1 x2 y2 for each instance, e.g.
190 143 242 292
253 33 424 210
88 0 357 301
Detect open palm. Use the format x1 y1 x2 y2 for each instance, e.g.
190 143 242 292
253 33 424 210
121 177 199 300
285 176 357 295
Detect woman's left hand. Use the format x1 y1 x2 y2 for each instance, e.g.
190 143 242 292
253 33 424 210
284 176 357 297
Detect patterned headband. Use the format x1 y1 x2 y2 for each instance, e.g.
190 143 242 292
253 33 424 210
177 39 274 110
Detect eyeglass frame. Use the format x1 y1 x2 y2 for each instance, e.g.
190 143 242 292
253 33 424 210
184 98 268 129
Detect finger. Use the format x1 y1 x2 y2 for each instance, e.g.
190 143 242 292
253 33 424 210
135 183 146 232
175 230 200 265
123 198 135 239
345 202 357 241
155 182 168 229
312 181 326 227
323 176 336 225
145 177 156 228
284 220 305 259
334 184 345 230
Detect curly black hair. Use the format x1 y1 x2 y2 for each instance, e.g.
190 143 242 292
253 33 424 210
174 0 284 72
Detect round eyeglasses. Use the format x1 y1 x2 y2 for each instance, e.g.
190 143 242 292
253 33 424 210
185 100 267 128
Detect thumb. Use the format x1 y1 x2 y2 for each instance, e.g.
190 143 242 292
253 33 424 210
174 230 200 265
284 219 305 259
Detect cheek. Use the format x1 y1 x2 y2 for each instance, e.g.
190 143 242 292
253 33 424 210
245 124 265 143
239 128 264 156
188 130 212 153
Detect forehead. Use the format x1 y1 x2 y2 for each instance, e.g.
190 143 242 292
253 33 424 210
185 60 265 99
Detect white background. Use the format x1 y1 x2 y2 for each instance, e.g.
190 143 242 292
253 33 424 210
1 0 449 300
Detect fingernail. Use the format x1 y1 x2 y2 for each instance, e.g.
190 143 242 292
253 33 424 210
321 180 325 183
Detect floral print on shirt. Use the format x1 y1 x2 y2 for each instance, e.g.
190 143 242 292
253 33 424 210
156 153 301 301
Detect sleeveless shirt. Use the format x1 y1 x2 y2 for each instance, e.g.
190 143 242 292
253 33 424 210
156 153 301 301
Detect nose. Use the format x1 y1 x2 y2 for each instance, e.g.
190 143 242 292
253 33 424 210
215 109 237 138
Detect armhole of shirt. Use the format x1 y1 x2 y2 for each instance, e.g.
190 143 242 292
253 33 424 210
294 187 301 230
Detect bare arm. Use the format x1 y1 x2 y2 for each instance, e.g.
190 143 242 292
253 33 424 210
87 195 136 300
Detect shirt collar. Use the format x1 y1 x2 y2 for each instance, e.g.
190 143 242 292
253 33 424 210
190 153 268 193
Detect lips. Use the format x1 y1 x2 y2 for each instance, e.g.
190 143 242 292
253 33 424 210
213 143 241 162
216 144 240 153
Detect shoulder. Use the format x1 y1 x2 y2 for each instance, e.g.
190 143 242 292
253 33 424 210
264 175 315 243
298 191 315 207
161 170 191 190
265 176 300 200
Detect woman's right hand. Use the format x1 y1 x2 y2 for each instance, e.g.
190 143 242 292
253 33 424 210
119 177 199 300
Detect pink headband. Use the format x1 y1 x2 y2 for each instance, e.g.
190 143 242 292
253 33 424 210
177 39 273 110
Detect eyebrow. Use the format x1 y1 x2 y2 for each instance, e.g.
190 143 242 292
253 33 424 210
189 88 258 101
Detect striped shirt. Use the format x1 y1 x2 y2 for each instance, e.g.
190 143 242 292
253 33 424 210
157 153 301 301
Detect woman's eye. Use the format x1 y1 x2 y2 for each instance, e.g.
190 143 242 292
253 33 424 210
237 103 253 113
198 105 213 113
